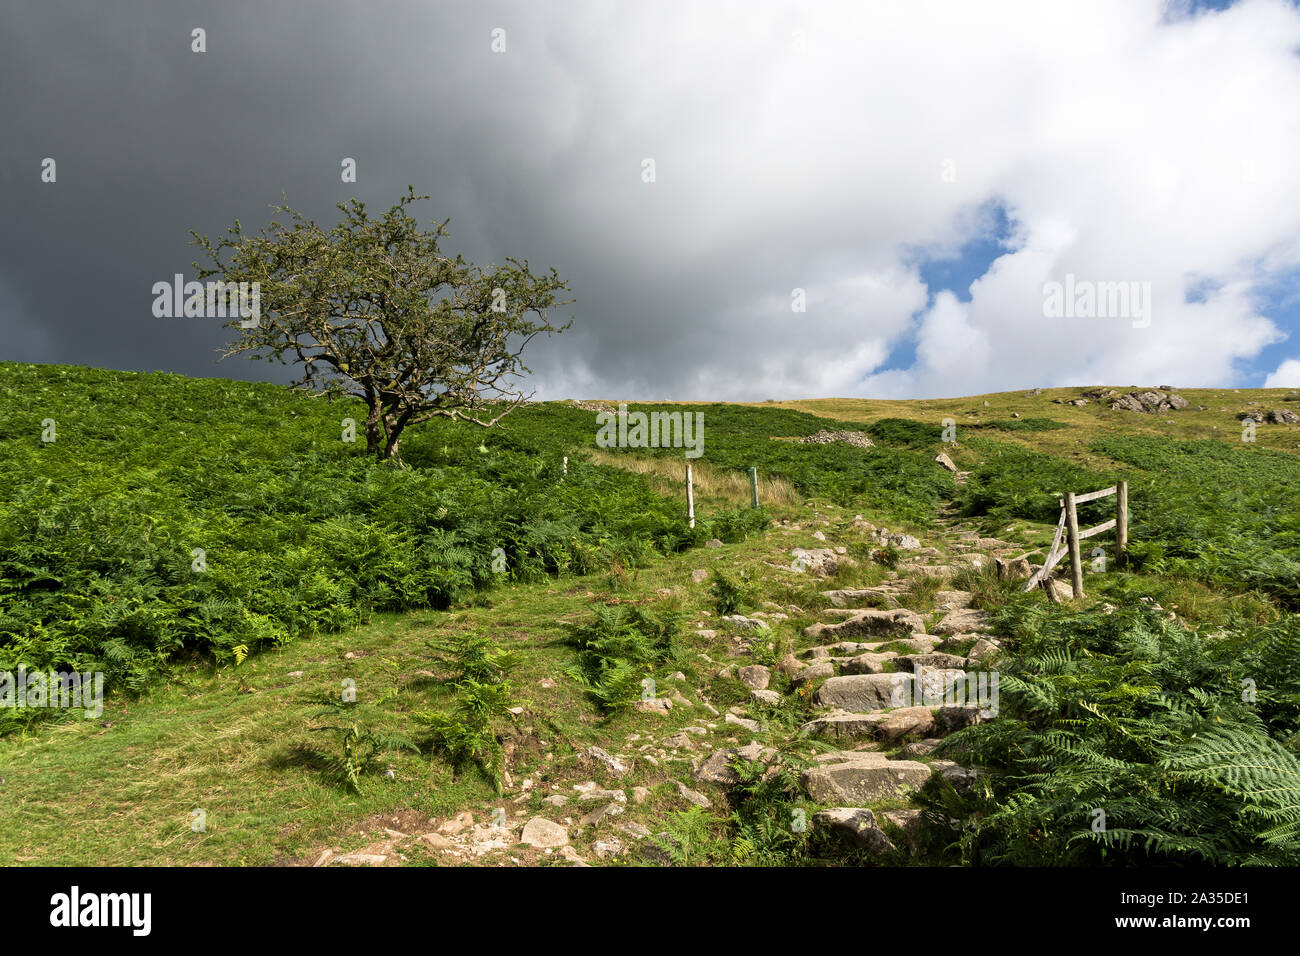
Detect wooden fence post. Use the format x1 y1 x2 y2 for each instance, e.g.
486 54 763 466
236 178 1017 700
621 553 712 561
686 464 695 529
1065 491 1084 599
1116 480 1128 566
749 467 759 509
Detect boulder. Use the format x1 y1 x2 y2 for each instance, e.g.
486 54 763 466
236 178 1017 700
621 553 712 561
893 652 968 671
675 782 712 808
803 608 925 641
931 760 982 792
790 547 854 577
693 743 777 785
801 752 932 803
790 661 836 687
521 817 569 848
592 838 625 859
799 709 883 741
838 652 898 675
934 590 974 610
736 665 771 690
800 705 945 743
722 614 770 631
821 587 903 608
871 705 936 741
813 808 894 853
908 565 956 580
933 608 991 635
934 452 958 473
815 670 967 711
935 704 985 733
898 738 944 758
777 653 802 676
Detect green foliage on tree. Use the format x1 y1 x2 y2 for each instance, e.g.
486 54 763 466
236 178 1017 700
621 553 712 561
192 187 572 461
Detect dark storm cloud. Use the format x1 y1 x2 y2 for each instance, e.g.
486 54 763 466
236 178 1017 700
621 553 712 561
0 0 913 399
4 1 1300 398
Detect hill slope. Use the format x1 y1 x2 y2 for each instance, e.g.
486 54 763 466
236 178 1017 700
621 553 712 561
3 366 1300 866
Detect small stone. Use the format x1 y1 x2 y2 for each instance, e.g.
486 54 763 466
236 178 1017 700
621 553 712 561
691 569 708 583
559 845 590 866
675 782 712 808
586 746 631 777
521 817 569 848
633 698 673 714
632 786 650 805
579 802 623 827
437 812 474 836
418 832 454 851
724 712 760 732
578 789 627 803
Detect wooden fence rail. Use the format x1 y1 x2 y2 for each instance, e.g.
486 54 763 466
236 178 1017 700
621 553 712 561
1024 480 1128 599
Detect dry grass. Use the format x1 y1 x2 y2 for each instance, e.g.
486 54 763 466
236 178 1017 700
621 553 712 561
581 448 800 507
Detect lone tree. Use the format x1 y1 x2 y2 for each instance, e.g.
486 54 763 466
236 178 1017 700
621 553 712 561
191 187 572 461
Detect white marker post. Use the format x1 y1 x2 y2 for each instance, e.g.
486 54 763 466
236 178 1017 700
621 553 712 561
686 463 695 529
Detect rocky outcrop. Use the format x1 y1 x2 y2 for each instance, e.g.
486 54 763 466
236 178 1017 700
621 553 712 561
1109 388 1189 413
793 430 875 448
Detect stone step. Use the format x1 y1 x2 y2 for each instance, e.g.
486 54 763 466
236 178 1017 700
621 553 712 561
800 751 931 803
800 705 940 742
821 586 909 608
813 808 894 853
802 608 924 641
932 608 992 635
814 670 968 711
800 634 943 659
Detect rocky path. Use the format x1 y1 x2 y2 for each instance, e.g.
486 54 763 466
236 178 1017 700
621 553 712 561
707 519 1030 854
321 508 1050 866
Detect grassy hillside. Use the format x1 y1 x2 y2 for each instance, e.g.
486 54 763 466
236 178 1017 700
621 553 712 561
3 366 1300 867
0 363 949 726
